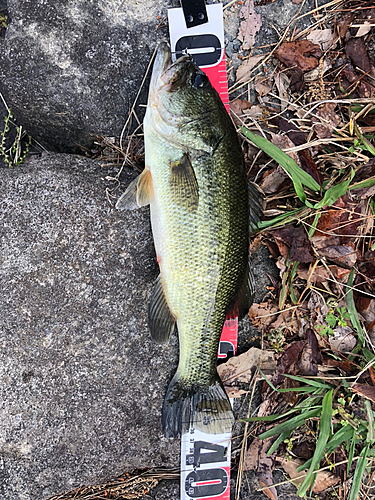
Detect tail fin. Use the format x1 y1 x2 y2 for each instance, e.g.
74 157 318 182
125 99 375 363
162 373 234 438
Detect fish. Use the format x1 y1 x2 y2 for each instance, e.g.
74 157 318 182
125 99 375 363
116 42 262 438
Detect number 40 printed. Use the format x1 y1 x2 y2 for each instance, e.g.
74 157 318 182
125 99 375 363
181 428 231 500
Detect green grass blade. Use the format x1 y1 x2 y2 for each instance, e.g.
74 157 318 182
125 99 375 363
308 211 322 238
349 443 370 500
365 400 375 443
283 374 332 389
349 177 375 191
297 389 333 497
258 367 278 392
326 424 356 453
346 268 364 344
241 127 320 193
242 407 301 423
267 431 291 455
347 426 357 474
314 169 355 209
278 386 317 393
259 408 322 440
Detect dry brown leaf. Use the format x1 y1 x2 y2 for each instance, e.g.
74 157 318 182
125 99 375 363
298 264 350 283
244 437 278 500
317 245 357 268
275 41 322 72
351 383 375 403
248 302 279 330
312 102 341 139
298 329 321 376
272 226 315 264
355 21 372 38
225 387 247 398
306 29 335 51
304 58 332 82
277 457 340 493
329 326 357 352
274 72 290 111
254 74 272 96
217 347 276 384
230 98 252 125
260 165 291 194
236 54 264 82
237 0 262 51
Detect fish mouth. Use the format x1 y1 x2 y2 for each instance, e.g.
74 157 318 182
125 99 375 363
150 43 193 94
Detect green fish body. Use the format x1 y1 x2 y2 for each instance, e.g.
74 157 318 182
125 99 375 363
117 43 261 438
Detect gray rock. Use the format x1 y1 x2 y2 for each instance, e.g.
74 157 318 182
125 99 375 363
0 0 174 153
0 154 180 500
0 153 277 500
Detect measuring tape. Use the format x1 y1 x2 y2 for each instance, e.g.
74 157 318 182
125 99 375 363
168 4 235 499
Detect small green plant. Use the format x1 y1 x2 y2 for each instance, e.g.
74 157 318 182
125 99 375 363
0 13 7 30
243 375 375 499
317 305 350 337
0 98 32 167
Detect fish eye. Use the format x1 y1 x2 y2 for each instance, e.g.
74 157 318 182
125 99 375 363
192 73 209 89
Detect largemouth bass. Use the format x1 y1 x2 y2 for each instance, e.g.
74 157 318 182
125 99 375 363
117 42 262 438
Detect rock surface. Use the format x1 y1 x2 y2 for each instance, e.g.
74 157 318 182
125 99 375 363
0 0 174 152
0 153 278 500
0 154 181 500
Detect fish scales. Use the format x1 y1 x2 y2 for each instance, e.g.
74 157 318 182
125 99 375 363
116 42 261 438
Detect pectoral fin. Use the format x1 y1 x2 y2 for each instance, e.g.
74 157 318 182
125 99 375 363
116 168 153 210
148 276 176 344
170 154 199 211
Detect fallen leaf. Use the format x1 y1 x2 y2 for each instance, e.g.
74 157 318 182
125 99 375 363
285 67 304 92
260 165 291 194
277 457 340 493
274 72 290 110
306 29 335 51
244 437 278 500
237 0 262 51
269 116 306 146
297 265 350 283
225 387 247 398
230 98 252 125
275 41 322 72
355 21 373 38
337 12 354 38
345 38 373 76
272 226 315 263
351 383 375 403
342 67 375 99
217 347 276 384
330 326 357 353
298 149 323 186
249 302 279 330
272 341 305 386
254 74 272 96
298 328 321 376
304 58 332 82
236 54 265 83
317 245 357 268
270 132 300 167
312 102 341 139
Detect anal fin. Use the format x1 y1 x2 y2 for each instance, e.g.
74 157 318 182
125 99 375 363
148 276 176 344
116 168 153 210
